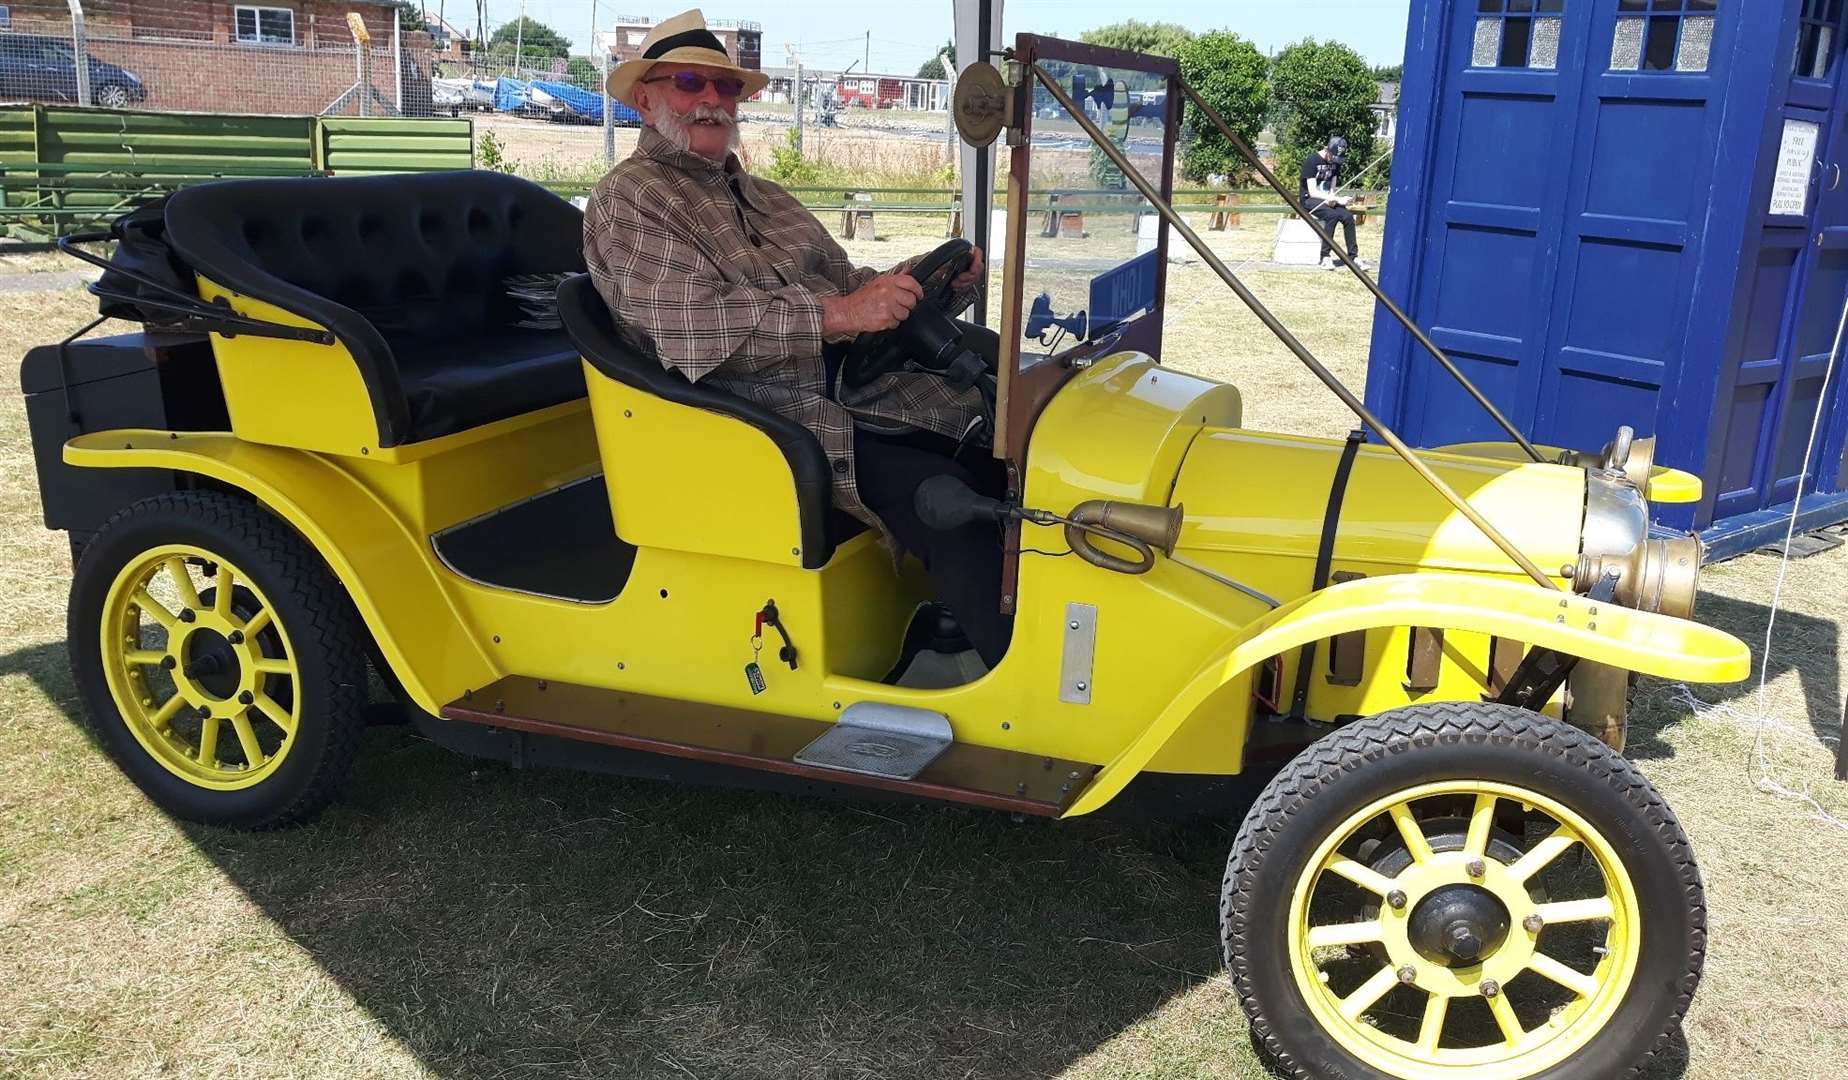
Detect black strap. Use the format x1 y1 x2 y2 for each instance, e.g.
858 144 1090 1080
643 28 728 59
1288 428 1366 719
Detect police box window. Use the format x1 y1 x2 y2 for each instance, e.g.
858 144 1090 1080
1796 0 1845 80
234 6 296 47
1471 0 1566 71
1610 0 1719 74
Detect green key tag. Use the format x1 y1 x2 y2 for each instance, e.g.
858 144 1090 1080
744 661 767 695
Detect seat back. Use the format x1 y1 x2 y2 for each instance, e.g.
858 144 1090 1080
557 273 838 568
165 172 585 449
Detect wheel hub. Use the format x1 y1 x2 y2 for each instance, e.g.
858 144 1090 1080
1408 882 1511 967
182 628 243 699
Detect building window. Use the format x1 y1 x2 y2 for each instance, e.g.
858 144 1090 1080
1796 0 1843 80
1472 0 1566 70
1611 0 1719 74
234 6 295 47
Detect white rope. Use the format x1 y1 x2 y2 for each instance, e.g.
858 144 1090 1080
1672 286 1848 832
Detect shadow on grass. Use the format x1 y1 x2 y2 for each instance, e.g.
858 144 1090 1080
1626 590 1842 762
3 637 1254 1079
5 599 1762 1079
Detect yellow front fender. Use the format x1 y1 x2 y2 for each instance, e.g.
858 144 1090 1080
64 430 496 712
1064 572 1750 817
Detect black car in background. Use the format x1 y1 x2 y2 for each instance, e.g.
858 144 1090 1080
0 32 146 108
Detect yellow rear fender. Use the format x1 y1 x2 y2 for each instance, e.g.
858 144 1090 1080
1064 572 1750 817
63 430 496 713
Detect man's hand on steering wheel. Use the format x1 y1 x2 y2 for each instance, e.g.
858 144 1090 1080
821 274 923 339
949 246 985 293
836 238 982 391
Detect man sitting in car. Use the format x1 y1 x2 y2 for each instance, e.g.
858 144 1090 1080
583 8 1010 669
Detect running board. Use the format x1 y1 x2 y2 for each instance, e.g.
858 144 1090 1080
441 676 1098 818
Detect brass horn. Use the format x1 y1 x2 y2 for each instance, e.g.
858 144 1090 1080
1063 500 1184 575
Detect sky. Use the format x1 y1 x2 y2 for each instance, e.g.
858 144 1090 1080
454 0 1413 75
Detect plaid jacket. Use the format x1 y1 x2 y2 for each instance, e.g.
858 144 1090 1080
583 128 986 544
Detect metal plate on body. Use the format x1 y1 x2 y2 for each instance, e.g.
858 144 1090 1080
794 702 954 781
1059 601 1098 704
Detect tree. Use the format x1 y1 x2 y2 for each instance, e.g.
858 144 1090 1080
1270 38 1380 186
566 57 600 89
917 38 955 80
390 1 432 34
1175 31 1268 183
1079 20 1194 58
489 16 571 65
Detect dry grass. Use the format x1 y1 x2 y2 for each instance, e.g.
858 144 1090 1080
1 206 1845 1080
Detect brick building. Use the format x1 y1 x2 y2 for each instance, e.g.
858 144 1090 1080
1 0 435 115
608 14 760 72
5 0 409 47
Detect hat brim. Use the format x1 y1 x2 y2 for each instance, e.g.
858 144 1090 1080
607 48 769 110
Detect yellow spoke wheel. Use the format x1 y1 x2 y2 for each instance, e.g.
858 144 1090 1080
100 544 301 790
69 492 368 830
1224 703 1703 1080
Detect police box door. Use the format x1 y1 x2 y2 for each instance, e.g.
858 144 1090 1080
1376 1 1736 457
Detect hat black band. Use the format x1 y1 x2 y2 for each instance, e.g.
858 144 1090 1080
644 28 728 60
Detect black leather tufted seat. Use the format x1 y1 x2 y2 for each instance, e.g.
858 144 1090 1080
557 273 853 569
164 171 587 446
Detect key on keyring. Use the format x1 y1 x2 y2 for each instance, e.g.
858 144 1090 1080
745 630 767 695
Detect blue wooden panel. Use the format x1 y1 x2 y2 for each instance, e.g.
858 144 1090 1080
1584 98 1707 223
1551 369 1663 451
1559 239 1683 371
1717 381 1774 506
1450 94 1555 209
1432 226 1538 340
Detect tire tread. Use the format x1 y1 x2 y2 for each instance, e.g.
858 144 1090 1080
1221 702 1704 1080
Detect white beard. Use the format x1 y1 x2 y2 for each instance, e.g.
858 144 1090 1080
645 101 740 157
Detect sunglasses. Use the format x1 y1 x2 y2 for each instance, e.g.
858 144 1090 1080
642 72 747 98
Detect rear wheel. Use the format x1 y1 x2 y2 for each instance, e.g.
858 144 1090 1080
95 83 131 108
1224 703 1702 1080
69 492 368 829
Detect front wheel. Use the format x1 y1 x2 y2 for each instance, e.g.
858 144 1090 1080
69 491 369 829
1224 703 1703 1080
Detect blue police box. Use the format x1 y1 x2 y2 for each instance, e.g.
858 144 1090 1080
1366 0 1848 556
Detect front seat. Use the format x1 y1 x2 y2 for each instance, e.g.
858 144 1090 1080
556 272 850 569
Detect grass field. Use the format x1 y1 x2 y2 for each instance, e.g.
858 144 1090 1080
1 212 1846 1080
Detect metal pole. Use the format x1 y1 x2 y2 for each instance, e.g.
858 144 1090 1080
1179 80 1546 463
794 61 803 157
942 49 955 162
1033 65 1559 590
393 20 404 115
514 0 525 80
864 31 870 78
66 0 92 108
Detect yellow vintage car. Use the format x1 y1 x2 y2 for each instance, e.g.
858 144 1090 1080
22 35 1750 1080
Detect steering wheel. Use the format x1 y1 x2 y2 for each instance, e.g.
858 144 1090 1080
838 238 977 391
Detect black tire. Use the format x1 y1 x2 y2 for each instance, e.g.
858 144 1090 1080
95 83 131 109
69 491 369 830
1223 702 1703 1080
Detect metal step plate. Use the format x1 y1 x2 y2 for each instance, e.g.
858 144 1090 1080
794 702 953 781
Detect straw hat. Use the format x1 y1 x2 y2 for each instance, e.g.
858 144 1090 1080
606 9 770 109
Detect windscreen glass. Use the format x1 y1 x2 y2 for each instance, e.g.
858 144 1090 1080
1010 61 1169 364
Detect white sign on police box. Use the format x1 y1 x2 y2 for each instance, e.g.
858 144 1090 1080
1771 118 1821 218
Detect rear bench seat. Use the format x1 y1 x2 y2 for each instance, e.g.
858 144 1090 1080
163 171 586 446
